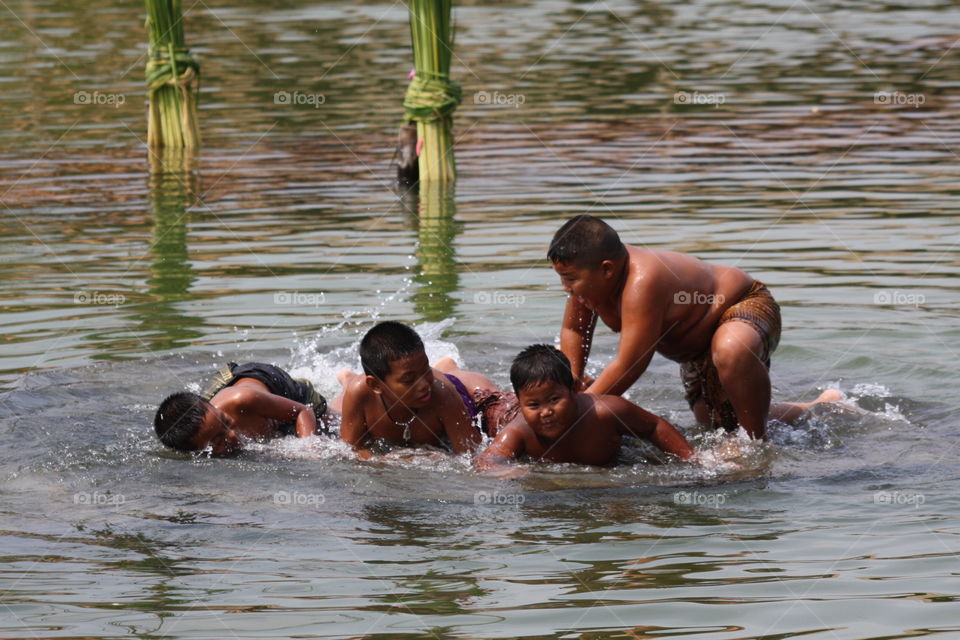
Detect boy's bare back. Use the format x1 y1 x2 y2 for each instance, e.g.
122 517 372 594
206 376 322 441
559 246 754 394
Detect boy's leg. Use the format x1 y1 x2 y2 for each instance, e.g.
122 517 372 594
433 357 458 372
433 357 498 393
711 321 771 439
336 369 360 387
768 389 843 423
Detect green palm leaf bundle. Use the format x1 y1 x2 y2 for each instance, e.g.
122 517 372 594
401 0 460 184
145 0 200 148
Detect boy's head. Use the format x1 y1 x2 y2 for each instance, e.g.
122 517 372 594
548 215 627 306
510 344 578 439
359 321 434 409
154 392 241 456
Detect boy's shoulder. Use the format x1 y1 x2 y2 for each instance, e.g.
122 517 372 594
624 245 688 275
211 383 265 413
342 374 376 404
575 393 630 427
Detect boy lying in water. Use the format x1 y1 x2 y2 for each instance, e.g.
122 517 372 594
549 214 840 439
154 362 330 456
475 345 695 473
338 321 519 458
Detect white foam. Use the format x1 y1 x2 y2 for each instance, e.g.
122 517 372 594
850 382 893 399
286 316 465 401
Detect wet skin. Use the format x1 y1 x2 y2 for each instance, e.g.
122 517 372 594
190 378 320 455
475 380 694 470
339 350 481 457
555 245 777 439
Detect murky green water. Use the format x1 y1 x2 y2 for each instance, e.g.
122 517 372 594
2 0 959 638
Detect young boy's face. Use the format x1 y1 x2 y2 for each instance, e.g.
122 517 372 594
192 405 242 456
552 260 615 309
369 349 435 410
517 379 578 440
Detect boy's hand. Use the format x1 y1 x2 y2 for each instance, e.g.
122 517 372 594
487 465 528 479
294 407 318 438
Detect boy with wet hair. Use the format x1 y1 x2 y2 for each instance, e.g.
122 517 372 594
475 344 695 471
338 321 503 458
154 362 329 456
549 214 840 440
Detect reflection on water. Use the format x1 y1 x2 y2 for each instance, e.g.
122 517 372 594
410 184 461 323
1 0 960 638
140 148 204 351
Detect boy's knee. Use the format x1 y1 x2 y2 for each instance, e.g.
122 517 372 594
711 326 762 372
691 400 711 425
434 357 457 372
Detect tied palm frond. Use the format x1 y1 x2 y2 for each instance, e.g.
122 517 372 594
145 0 200 148
402 0 458 184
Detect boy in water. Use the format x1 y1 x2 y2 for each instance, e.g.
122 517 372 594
475 344 695 471
154 362 330 456
549 214 840 440
338 321 507 458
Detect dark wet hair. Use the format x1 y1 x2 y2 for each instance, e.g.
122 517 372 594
510 344 576 394
359 321 425 380
154 391 208 452
547 214 626 269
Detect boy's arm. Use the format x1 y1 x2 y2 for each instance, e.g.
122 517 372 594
234 388 318 437
437 388 482 454
585 283 666 397
474 420 527 474
606 396 694 460
339 381 374 457
559 295 598 389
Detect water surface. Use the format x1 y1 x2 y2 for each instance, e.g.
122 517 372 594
1 0 959 638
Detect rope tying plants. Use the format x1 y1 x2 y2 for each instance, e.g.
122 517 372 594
402 71 461 125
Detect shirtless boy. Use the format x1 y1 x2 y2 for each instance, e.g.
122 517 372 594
549 214 840 439
475 344 695 472
154 362 329 456
338 321 505 458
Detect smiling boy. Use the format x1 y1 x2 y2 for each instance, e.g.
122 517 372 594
475 344 694 471
549 214 838 439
